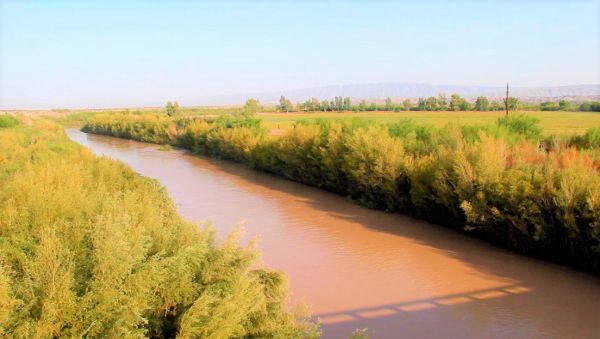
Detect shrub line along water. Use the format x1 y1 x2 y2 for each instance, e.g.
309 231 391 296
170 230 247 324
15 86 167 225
0 118 319 337
81 113 600 273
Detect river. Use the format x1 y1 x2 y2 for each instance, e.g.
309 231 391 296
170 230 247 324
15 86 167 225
67 129 600 339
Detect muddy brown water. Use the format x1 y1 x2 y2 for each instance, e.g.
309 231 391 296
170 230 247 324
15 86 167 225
67 129 600 339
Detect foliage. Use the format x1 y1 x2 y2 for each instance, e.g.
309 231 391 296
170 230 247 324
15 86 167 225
474 96 490 111
272 94 599 113
243 98 262 114
0 115 20 128
579 101 600 112
166 101 181 117
570 127 600 150
507 97 519 111
497 114 543 140
278 96 294 112
83 113 600 272
0 121 319 337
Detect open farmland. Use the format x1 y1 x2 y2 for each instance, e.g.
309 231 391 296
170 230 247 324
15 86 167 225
258 111 600 135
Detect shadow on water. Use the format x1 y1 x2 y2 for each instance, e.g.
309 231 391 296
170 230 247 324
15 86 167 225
317 284 533 337
67 130 600 339
181 148 588 274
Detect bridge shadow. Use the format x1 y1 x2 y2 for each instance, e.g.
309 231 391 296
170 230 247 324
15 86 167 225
314 284 544 339
316 283 530 323
315 284 535 338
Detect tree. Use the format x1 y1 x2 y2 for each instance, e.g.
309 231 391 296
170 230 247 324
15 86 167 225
425 96 438 111
507 97 519 111
243 98 261 114
166 101 181 117
450 94 464 111
358 100 368 111
474 96 490 111
578 101 600 112
558 100 571 111
311 98 321 111
459 100 472 111
416 98 427 111
278 96 294 112
437 94 448 110
385 97 394 111
343 97 352 110
540 101 559 111
402 99 412 111
490 101 503 111
334 96 344 111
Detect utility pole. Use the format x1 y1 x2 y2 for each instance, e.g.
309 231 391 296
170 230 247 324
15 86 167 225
503 83 509 116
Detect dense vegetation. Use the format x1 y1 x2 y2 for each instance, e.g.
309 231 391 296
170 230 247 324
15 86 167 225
0 118 318 337
82 112 600 273
0 115 20 128
277 94 600 113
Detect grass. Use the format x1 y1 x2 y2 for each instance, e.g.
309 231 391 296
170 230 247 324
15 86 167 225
45 108 600 136
158 144 173 151
258 111 600 135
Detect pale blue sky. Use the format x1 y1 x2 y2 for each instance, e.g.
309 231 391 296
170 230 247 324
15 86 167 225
1 1 599 109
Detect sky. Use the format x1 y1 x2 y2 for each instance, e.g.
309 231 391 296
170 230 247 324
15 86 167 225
1 0 599 109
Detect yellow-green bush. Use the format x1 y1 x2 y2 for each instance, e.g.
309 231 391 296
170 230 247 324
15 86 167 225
0 121 319 337
82 114 600 272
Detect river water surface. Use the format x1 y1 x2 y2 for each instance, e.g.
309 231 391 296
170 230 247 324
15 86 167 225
67 129 600 339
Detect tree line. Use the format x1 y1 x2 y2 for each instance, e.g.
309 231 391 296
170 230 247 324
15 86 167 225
268 95 600 113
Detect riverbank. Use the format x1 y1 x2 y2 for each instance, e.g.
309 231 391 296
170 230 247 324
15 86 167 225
81 113 600 273
0 119 318 337
68 128 600 339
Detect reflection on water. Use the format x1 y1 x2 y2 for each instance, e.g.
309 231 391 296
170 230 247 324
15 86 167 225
67 129 600 339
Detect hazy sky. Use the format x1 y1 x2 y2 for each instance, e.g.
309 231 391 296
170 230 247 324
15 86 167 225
1 1 599 109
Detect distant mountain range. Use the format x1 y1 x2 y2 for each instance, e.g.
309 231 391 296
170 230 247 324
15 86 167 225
200 83 600 105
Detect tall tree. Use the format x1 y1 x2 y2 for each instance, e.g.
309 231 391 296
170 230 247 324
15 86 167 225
425 96 438 111
310 98 320 111
474 96 490 111
449 94 463 111
402 99 412 111
358 100 368 111
343 97 352 110
385 97 394 111
437 94 448 110
417 98 427 111
459 99 472 111
558 99 571 111
334 96 344 111
166 101 180 116
278 96 294 112
243 98 261 114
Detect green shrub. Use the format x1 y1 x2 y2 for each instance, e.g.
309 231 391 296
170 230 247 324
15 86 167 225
570 127 600 150
0 115 19 128
497 114 542 140
82 114 600 272
0 121 318 338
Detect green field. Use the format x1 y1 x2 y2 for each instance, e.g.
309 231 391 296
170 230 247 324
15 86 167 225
258 111 600 135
